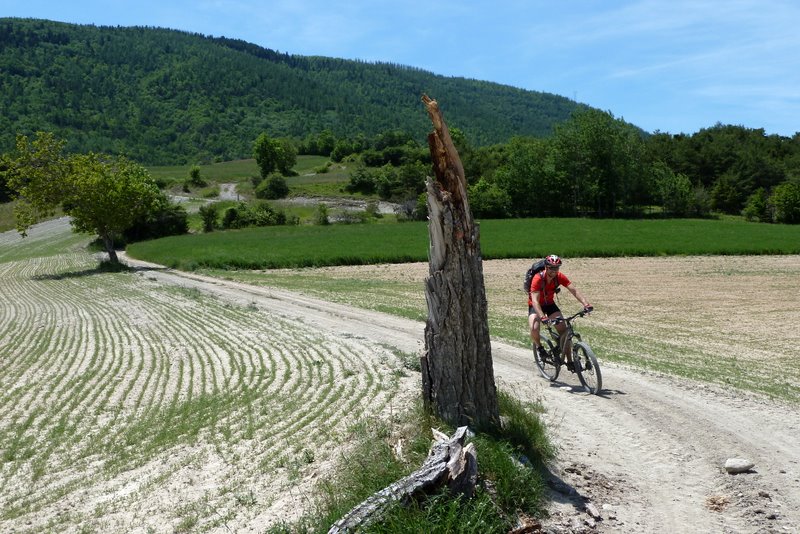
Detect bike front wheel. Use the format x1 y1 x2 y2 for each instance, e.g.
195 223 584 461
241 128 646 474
534 336 560 381
574 342 602 394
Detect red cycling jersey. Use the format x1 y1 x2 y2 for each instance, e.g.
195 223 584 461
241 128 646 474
528 271 571 307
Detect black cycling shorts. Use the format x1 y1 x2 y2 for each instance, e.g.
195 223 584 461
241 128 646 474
529 303 560 317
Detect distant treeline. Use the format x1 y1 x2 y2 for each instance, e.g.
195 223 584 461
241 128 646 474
0 18 581 165
309 111 800 223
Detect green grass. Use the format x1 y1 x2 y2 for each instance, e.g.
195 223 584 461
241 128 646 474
147 158 260 184
127 217 800 271
147 156 357 198
279 391 554 533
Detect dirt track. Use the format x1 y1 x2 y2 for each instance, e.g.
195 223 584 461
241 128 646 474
121 254 800 533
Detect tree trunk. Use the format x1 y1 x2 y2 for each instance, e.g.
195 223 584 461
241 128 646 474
420 94 499 429
102 234 118 264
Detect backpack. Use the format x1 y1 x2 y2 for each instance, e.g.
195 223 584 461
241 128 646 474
523 259 546 292
523 258 561 294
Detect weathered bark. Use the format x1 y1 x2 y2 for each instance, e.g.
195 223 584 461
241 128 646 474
328 426 477 533
101 233 119 264
420 94 499 429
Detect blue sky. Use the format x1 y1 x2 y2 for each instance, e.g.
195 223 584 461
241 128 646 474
3 0 799 137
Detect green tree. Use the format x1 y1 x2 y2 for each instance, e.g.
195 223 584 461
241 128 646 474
652 162 693 217
494 137 563 217
253 134 297 178
552 109 649 217
468 177 511 218
742 187 770 222
711 170 746 214
770 181 800 223
7 132 161 263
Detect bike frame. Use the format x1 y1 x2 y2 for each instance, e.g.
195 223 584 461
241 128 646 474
544 310 587 356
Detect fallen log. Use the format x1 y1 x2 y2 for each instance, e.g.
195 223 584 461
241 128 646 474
328 426 477 533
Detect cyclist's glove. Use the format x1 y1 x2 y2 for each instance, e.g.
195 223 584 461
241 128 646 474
583 305 593 313
540 315 549 324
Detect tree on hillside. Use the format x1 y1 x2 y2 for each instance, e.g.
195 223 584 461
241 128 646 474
253 133 297 178
7 132 162 263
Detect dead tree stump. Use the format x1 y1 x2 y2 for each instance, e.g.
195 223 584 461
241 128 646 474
328 427 477 533
420 94 499 430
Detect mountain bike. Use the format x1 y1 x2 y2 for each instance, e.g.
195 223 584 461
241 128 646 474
533 309 603 394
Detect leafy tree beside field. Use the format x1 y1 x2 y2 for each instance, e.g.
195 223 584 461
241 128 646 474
4 132 184 263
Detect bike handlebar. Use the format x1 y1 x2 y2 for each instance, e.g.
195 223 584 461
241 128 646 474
544 308 593 325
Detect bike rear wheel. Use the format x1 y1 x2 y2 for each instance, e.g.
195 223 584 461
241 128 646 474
574 342 602 394
534 335 560 381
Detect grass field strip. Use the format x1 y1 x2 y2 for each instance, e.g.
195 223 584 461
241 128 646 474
0 247 413 531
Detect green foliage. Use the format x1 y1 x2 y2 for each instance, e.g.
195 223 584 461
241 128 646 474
314 204 330 226
494 137 557 217
770 181 800 224
551 109 650 217
653 162 693 217
0 154 13 203
198 203 218 232
0 19 581 165
5 132 71 230
62 153 162 256
221 201 287 229
255 173 290 199
187 165 206 188
468 177 511 218
345 166 378 195
7 132 162 261
253 134 297 178
742 187 770 222
711 170 748 214
122 195 189 243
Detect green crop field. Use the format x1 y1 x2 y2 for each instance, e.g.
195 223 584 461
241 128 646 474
127 217 800 271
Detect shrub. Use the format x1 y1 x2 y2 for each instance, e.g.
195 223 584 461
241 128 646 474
198 203 218 232
222 201 286 229
314 204 330 226
255 173 289 199
345 166 378 195
188 165 206 187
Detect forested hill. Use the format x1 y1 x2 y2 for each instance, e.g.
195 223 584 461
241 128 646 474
0 18 585 165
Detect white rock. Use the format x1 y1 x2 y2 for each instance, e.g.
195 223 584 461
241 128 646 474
725 458 755 473
586 503 602 519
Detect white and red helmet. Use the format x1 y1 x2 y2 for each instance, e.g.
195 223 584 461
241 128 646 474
544 254 562 268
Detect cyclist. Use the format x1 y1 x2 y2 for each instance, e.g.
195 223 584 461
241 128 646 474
528 254 593 371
